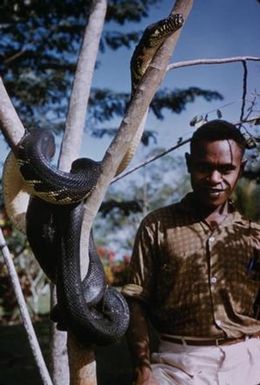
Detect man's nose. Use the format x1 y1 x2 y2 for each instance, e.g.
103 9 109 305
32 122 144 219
208 170 222 184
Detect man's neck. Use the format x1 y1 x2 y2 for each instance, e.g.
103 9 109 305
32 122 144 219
190 194 230 230
203 202 230 230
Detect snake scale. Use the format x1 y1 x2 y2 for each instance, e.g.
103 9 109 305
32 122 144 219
3 12 184 345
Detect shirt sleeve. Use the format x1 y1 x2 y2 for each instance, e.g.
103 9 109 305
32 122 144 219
121 216 157 303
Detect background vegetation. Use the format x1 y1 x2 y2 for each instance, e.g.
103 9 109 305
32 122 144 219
0 1 259 384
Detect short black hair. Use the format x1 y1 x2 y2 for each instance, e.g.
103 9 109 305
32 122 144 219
190 119 247 154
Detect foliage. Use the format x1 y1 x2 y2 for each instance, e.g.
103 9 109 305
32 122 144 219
233 178 260 221
95 152 191 259
92 125 158 146
0 0 223 134
151 87 223 119
88 86 223 146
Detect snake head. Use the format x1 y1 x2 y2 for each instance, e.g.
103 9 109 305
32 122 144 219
71 158 102 187
169 13 184 28
71 158 101 173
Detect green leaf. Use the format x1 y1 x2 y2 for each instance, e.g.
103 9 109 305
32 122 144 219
217 109 222 119
189 115 204 127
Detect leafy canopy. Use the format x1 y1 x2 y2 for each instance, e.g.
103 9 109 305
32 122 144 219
0 0 222 139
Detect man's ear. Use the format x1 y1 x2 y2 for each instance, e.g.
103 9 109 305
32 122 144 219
185 153 191 173
239 158 247 176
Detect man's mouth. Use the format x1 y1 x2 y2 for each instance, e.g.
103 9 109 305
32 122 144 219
204 187 225 197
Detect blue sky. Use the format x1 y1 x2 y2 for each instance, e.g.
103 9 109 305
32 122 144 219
85 0 260 162
0 1 259 258
1 0 260 167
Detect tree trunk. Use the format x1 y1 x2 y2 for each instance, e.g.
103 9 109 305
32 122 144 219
0 1 194 385
54 1 107 384
75 0 194 382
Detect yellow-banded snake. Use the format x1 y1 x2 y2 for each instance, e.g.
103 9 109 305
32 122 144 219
3 12 184 345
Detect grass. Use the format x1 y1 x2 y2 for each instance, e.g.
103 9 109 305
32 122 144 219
0 320 133 385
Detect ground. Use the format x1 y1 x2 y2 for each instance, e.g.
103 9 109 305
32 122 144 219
0 320 133 385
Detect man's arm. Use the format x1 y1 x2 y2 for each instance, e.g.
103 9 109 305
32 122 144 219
126 299 158 385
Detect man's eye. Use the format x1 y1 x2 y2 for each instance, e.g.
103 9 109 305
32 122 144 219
194 164 210 172
220 167 235 174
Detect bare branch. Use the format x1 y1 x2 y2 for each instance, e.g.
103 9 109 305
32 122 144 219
167 56 260 71
0 77 25 150
58 0 108 171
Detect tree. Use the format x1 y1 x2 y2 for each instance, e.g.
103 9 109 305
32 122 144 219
0 0 196 384
0 0 221 136
1 0 260 384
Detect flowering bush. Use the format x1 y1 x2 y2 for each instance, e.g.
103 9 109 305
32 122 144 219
0 261 32 324
97 246 131 287
0 205 131 324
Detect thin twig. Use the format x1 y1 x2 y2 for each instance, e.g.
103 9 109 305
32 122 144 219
4 49 26 64
167 56 260 71
239 61 248 125
0 229 53 385
244 95 258 124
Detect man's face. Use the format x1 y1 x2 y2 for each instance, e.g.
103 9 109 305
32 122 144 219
186 139 245 209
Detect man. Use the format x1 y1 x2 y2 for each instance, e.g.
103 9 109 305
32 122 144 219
122 120 260 385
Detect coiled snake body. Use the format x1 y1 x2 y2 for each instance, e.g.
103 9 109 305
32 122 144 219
26 197 129 344
3 12 184 345
15 129 101 204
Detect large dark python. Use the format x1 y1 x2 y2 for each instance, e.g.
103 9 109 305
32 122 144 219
26 197 129 345
130 13 184 92
3 11 184 345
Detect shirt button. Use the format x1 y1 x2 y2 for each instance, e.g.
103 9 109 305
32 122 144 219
216 319 222 327
210 276 217 284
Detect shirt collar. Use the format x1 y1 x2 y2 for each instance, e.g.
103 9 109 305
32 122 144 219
178 192 246 226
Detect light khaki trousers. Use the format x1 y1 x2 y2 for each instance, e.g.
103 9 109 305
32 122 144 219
151 337 260 385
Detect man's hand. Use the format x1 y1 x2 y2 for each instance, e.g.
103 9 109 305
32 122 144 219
134 366 159 385
125 300 159 384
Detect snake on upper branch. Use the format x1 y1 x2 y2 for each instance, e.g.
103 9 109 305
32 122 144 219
2 11 184 345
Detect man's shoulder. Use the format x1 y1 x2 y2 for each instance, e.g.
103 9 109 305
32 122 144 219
248 218 260 232
233 209 260 230
141 198 188 227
